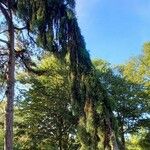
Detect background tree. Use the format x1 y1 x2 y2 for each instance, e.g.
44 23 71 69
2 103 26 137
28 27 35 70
14 55 79 150
93 57 150 150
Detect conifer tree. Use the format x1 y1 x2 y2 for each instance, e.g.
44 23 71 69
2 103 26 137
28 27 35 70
0 0 120 149
16 0 120 149
0 1 15 149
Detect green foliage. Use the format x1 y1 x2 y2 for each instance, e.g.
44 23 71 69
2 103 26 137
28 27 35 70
0 102 5 149
126 129 150 150
17 0 92 121
0 1 149 149
93 55 150 149
15 55 78 149
77 117 91 149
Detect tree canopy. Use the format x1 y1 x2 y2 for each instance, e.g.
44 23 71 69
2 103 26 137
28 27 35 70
0 1 149 150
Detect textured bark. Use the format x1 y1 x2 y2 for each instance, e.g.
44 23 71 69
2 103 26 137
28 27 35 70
0 1 15 149
5 20 15 150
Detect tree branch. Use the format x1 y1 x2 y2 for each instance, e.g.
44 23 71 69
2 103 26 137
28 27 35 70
22 61 46 75
14 26 27 31
0 29 8 34
0 39 8 44
16 49 46 75
0 3 11 24
0 53 8 56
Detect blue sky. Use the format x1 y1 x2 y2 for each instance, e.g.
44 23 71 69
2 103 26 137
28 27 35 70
76 0 150 64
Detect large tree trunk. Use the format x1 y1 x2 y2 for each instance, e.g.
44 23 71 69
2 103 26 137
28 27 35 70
0 2 15 149
5 19 15 150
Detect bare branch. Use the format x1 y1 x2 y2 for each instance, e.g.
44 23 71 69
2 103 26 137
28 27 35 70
0 1 8 9
0 39 8 44
28 32 38 45
0 3 11 24
0 53 8 56
14 26 27 31
0 29 8 34
16 49 46 75
23 61 46 75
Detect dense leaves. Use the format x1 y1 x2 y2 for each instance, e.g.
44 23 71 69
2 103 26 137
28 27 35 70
15 56 78 149
0 1 149 149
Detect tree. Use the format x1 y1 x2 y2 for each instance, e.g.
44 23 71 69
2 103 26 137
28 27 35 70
13 55 119 150
0 1 15 149
126 129 150 150
0 1 121 149
0 1 39 149
15 55 78 150
93 58 150 150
